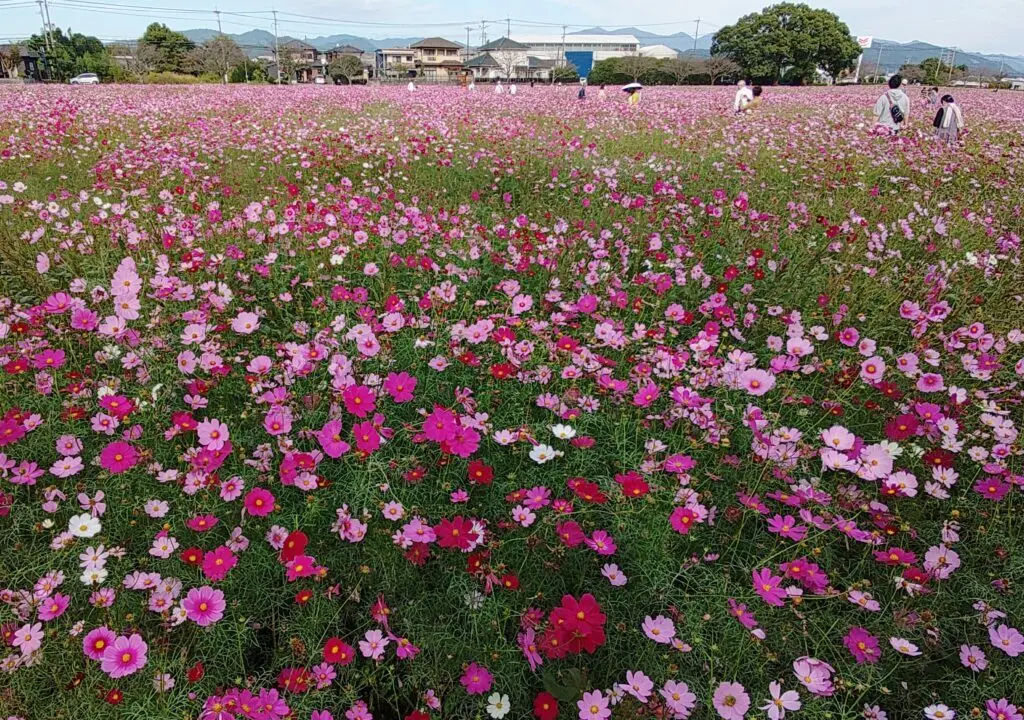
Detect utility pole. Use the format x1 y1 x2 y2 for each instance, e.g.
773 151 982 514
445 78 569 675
560 24 566 67
875 44 883 79
272 9 281 84
465 25 472 63
41 0 54 52
215 9 228 84
506 16 511 39
948 47 956 83
693 18 700 54
36 0 51 52
479 20 487 48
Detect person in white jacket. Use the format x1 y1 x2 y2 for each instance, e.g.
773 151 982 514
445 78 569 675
733 80 753 113
873 74 911 134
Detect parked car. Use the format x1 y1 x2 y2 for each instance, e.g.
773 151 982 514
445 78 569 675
314 76 326 85
69 73 100 85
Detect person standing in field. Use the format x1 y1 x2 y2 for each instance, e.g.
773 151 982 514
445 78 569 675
509 82 517 96
873 74 910 134
495 80 504 94
628 88 641 106
598 84 606 101
933 94 964 144
733 79 753 113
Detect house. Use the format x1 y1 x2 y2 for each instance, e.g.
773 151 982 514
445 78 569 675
411 37 464 80
278 39 326 83
0 44 42 82
376 48 417 78
1010 77 1024 90
466 38 555 80
324 45 364 63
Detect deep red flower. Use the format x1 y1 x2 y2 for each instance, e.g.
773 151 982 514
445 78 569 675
567 477 607 504
323 637 355 666
467 460 494 486
434 516 477 551
295 589 314 605
180 547 203 567
280 530 309 563
533 692 559 720
104 688 123 705
500 574 520 590
187 661 205 683
277 666 310 693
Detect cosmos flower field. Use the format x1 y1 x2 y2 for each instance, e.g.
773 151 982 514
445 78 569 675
0 84 1022 720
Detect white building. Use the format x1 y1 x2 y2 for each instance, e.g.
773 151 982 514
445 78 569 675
508 34 640 62
639 44 679 60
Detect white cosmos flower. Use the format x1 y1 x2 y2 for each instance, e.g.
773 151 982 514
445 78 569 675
549 424 576 440
80 568 108 586
486 692 511 719
529 444 563 464
68 513 101 538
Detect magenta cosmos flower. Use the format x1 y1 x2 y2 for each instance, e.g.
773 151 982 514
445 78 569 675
83 626 116 661
99 441 139 474
101 633 148 678
244 487 275 517
183 586 226 627
844 627 881 664
459 662 493 695
713 681 751 720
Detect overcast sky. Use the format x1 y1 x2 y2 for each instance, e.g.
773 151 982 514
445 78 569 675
1 0 1021 56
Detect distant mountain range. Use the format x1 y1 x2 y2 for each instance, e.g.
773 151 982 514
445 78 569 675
180 26 1024 75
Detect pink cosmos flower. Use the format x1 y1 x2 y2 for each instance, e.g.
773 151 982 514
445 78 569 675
670 506 699 535
183 586 226 626
423 407 459 443
642 615 676 644
916 373 946 393
578 690 611 720
620 669 654 702
986 699 1022 720
352 421 380 453
99 441 139 474
459 662 493 695
753 568 786 607
988 624 1024 657
343 384 376 418
196 418 230 451
384 372 417 402
859 356 886 383
792 656 834 696
244 487 275 517
264 408 292 436
844 627 881 664
38 593 71 621
316 419 351 458
231 311 260 334
100 633 148 678
358 629 389 660
713 681 751 720
632 382 659 408
737 368 776 396
201 546 237 582
761 681 801 720
661 680 697 719
959 644 988 671
83 626 116 661
13 622 43 655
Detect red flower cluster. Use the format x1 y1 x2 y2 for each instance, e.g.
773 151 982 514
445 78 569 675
539 593 606 658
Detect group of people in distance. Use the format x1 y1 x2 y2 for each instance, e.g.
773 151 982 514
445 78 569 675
412 73 965 144
872 74 966 143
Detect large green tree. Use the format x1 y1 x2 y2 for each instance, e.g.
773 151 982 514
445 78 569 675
711 3 861 84
138 22 195 74
27 27 112 81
